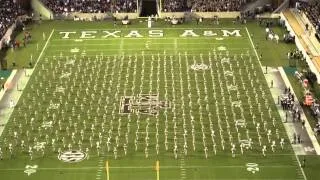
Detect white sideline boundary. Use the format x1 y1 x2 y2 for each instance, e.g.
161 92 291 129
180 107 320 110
34 29 55 68
245 27 307 180
0 29 54 137
278 67 320 155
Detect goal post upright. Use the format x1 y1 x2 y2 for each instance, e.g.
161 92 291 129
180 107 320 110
106 161 110 180
156 160 160 180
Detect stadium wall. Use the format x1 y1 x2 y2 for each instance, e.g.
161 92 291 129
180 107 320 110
280 12 320 84
0 70 17 102
65 13 139 20
273 0 290 13
62 12 241 20
31 0 54 20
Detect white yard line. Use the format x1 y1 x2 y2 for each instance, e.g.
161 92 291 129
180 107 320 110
180 157 186 180
0 165 298 171
34 29 55 68
119 38 124 55
174 38 178 55
96 158 104 180
49 42 242 46
245 27 307 180
47 48 249 52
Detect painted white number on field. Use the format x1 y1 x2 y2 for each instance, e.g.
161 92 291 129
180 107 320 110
246 163 259 174
24 165 38 176
58 150 87 163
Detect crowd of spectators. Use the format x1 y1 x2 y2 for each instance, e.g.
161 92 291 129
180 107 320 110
0 0 24 41
162 0 187 12
42 0 137 14
299 0 320 34
114 0 137 13
187 0 253 12
162 0 255 12
43 0 256 14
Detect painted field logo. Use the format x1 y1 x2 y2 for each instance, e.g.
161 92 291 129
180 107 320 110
24 165 38 176
58 150 87 163
190 63 209 71
120 94 170 116
239 139 251 149
246 163 259 174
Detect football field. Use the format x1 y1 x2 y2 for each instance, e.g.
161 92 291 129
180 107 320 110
0 21 306 180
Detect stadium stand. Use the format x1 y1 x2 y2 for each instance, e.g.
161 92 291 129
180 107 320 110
162 0 255 12
162 0 187 12
42 0 137 14
114 0 137 13
300 0 320 28
187 0 254 12
299 0 320 40
0 0 24 41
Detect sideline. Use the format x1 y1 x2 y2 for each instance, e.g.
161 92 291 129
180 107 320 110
245 26 307 180
0 29 55 137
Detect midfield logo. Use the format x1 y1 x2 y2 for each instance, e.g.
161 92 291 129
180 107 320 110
246 163 259 174
58 150 87 163
120 94 170 116
24 165 38 176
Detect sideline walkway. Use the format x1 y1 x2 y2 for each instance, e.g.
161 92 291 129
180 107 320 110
0 69 31 136
264 66 320 155
0 29 53 137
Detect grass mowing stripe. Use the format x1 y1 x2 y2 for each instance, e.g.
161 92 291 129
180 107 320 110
46 48 251 52
0 165 298 171
42 53 255 57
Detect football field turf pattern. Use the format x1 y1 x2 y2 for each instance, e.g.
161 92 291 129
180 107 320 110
0 22 305 180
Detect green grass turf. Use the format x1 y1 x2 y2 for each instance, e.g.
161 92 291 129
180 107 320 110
298 155 320 180
0 19 309 180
